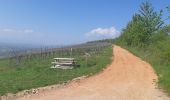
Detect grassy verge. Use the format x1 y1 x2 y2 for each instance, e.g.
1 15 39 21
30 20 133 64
0 46 113 96
118 44 170 95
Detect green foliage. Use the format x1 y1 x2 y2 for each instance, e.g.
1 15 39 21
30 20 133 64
119 1 164 46
139 2 164 32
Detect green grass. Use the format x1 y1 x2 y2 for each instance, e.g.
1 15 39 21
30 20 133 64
118 44 170 96
0 46 113 96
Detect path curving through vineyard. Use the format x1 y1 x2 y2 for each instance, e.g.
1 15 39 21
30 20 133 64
17 45 169 100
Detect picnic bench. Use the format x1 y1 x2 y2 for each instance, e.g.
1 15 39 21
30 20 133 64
51 58 76 69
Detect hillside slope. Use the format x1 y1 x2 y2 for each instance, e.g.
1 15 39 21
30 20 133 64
16 46 170 100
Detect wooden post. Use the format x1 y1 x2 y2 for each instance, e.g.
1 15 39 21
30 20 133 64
70 48 72 58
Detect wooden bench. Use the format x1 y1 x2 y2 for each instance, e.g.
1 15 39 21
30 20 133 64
51 58 76 69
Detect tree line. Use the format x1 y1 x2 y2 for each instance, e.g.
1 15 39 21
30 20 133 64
116 1 170 62
117 1 169 46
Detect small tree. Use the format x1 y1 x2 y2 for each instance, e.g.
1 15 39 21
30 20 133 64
120 1 164 46
139 1 164 35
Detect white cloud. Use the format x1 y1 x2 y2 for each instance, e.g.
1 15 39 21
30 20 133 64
85 26 120 41
2 28 16 33
0 28 34 34
23 29 34 33
0 28 59 45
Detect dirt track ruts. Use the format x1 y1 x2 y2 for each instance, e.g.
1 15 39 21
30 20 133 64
16 45 170 100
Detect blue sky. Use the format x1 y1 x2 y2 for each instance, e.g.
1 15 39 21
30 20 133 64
0 0 169 45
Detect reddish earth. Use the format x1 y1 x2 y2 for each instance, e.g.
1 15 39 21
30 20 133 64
13 46 170 100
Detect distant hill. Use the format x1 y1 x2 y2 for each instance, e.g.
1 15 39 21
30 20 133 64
0 43 52 58
87 38 114 44
0 41 112 59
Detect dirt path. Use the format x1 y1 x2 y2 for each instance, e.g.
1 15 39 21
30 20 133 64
17 46 169 100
